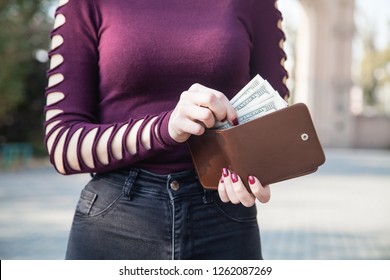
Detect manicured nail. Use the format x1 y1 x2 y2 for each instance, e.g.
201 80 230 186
231 172 238 183
220 177 224 184
222 168 229 177
248 175 256 185
232 118 239 126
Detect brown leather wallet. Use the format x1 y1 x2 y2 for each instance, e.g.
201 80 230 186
187 103 326 190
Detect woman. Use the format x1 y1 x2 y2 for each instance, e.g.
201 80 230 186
44 0 289 259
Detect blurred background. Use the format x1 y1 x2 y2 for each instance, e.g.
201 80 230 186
0 0 389 259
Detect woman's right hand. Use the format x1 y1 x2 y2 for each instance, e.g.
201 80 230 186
168 83 238 143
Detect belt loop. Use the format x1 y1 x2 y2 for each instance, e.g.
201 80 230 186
166 174 173 190
122 168 139 200
202 189 214 204
166 174 174 201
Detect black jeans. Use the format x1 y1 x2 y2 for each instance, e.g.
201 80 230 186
65 168 262 259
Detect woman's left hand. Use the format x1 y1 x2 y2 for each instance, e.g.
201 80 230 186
218 168 271 207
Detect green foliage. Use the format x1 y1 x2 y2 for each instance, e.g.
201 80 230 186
0 0 53 152
359 23 390 107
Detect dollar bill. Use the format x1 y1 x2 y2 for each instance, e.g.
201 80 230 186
213 74 287 130
216 100 279 130
233 79 276 110
230 75 264 106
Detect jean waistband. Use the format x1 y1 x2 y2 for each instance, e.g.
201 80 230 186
94 168 212 201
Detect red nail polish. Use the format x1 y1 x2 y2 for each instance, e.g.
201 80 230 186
220 177 224 183
232 118 238 126
248 175 256 185
231 172 238 183
222 168 229 177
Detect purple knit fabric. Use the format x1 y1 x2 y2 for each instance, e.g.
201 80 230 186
44 0 289 175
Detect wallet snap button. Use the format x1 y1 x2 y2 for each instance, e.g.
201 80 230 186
170 180 180 191
301 133 309 141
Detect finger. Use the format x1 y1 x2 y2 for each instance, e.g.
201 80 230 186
218 95 238 126
230 172 256 207
176 117 206 136
188 83 224 97
187 84 230 122
248 175 271 203
218 175 230 203
173 98 216 129
185 121 206 136
189 91 228 122
190 84 238 126
186 104 216 129
222 168 240 204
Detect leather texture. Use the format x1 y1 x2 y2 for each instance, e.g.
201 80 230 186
187 103 326 190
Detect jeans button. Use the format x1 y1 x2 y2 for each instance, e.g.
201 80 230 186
170 180 180 191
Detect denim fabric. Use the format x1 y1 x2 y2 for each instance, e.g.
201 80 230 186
65 169 262 260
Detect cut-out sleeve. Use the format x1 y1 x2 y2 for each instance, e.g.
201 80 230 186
250 0 289 99
44 0 178 175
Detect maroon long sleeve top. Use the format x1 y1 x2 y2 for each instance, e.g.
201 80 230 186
44 0 289 175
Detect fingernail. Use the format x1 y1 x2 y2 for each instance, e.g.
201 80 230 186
220 177 224 183
222 168 229 177
248 175 256 185
231 172 238 183
232 118 239 126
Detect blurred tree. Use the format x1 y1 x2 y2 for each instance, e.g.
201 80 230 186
359 22 390 109
0 0 53 153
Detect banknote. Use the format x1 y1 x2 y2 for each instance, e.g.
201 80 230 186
230 75 265 105
213 74 287 129
215 100 279 130
232 76 276 110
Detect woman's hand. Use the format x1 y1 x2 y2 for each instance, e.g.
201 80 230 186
168 83 237 143
218 168 271 207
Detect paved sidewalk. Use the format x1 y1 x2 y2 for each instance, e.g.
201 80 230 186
260 149 390 259
0 149 389 260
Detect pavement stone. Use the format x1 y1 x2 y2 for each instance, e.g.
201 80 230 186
0 148 389 260
259 148 390 260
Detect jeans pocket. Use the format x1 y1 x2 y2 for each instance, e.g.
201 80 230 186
75 175 124 217
211 192 258 223
76 189 97 215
